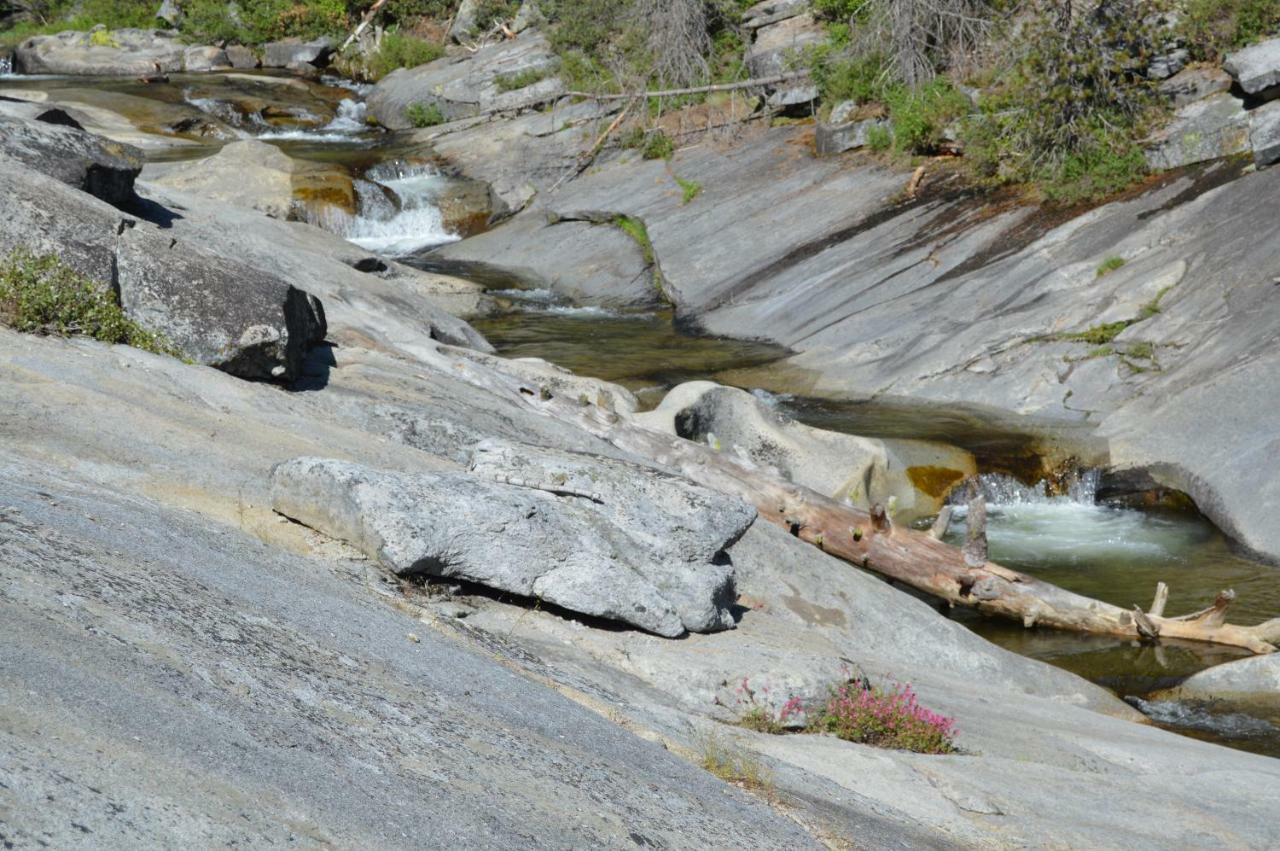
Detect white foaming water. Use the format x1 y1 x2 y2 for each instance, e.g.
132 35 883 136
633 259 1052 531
316 169 459 256
0 55 13 76
948 470 1198 567
184 94 372 142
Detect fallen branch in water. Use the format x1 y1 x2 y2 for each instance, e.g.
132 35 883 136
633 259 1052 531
429 343 1280 655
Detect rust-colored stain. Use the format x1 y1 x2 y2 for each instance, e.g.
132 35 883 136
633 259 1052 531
906 465 965 499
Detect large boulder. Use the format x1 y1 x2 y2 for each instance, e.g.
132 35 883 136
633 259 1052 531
815 115 889 156
633 382 975 522
182 45 231 73
270 447 756 637
366 34 563 129
261 37 333 70
13 28 186 75
1223 36 1280 97
115 225 327 380
744 11 824 108
1249 98 1280 166
0 112 142 206
1144 92 1251 170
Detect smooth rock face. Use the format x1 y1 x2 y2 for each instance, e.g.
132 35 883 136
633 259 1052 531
270 449 754 637
1249 98 1280 165
14 28 186 75
745 13 825 78
1224 36 1280 95
1144 92 1251 169
0 460 813 849
143 139 295 218
0 112 142 206
366 34 563 129
450 0 482 42
115 225 327 381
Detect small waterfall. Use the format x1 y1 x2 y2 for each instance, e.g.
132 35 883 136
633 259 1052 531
956 469 1100 507
0 54 13 77
311 167 459 257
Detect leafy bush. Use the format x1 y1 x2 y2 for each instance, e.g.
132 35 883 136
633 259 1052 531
0 249 177 356
405 101 446 127
641 129 674 160
813 682 957 754
365 30 444 80
961 5 1163 201
181 0 351 44
1181 0 1280 60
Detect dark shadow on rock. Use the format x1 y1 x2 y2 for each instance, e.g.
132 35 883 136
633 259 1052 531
120 194 185 229
290 341 336 392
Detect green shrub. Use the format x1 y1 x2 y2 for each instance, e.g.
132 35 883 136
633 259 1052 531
0 0 156 46
181 0 350 44
1096 256 1126 278
366 31 444 80
1181 0 1280 60
641 130 675 160
866 123 893 150
494 65 554 92
961 6 1163 201
882 78 969 153
405 101 446 127
0 249 177 356
675 175 702 204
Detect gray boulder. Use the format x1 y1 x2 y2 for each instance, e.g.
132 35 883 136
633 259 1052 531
1249 98 1280 165
1144 92 1251 170
13 28 186 75
0 113 141 206
1155 654 1280 710
182 45 230 72
632 382 974 522
1147 47 1188 81
224 44 258 69
815 116 888 155
366 33 563 129
270 448 755 637
1224 36 1280 96
115 226 327 381
1158 65 1232 108
261 37 333 69
744 12 824 78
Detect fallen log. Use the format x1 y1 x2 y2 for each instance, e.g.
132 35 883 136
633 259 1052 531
427 344 1280 654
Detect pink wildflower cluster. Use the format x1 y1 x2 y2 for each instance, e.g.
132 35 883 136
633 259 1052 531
817 681 957 754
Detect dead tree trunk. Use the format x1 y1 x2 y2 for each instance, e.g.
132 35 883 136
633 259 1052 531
432 344 1280 654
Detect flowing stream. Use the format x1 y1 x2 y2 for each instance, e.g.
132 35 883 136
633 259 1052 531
6 69 1277 757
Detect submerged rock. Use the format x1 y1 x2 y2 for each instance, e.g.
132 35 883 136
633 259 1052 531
1154 653 1280 712
270 447 755 637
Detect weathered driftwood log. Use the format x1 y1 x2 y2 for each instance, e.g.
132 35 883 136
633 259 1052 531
431 345 1280 654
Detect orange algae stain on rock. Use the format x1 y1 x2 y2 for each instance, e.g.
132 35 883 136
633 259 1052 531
906 465 965 499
